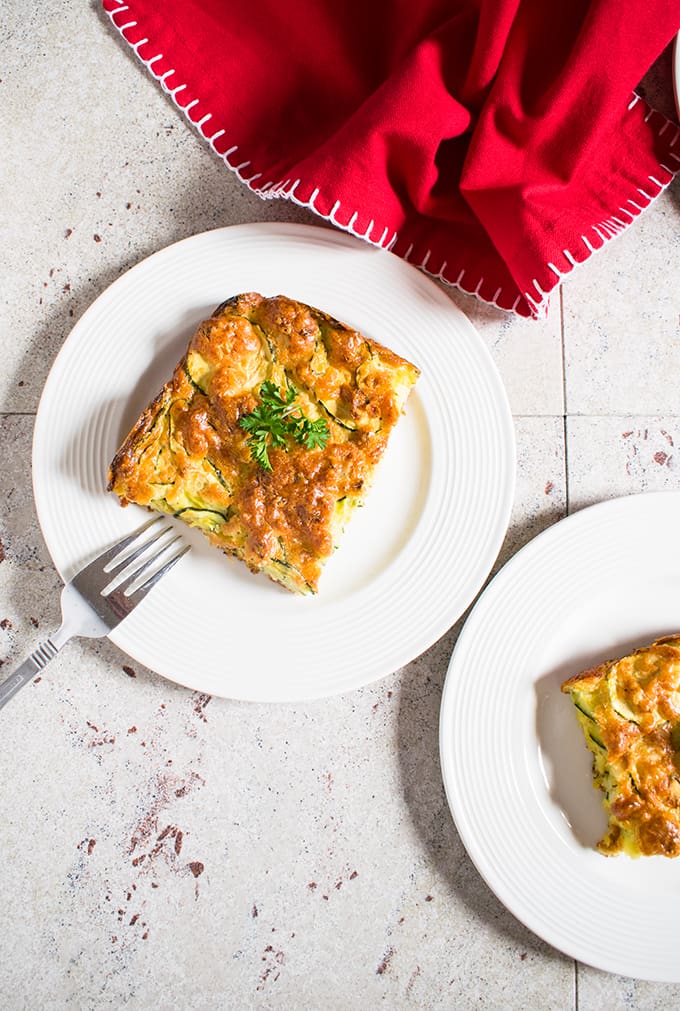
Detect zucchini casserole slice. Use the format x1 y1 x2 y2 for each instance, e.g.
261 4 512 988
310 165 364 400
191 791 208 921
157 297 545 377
108 292 419 594
561 636 680 857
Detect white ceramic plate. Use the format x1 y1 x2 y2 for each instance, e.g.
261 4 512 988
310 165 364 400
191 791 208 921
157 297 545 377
440 492 680 982
33 222 514 702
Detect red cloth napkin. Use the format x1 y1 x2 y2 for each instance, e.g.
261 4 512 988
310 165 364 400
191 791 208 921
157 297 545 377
102 0 680 318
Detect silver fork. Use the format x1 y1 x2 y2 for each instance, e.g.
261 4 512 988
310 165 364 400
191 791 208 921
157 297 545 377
0 517 189 711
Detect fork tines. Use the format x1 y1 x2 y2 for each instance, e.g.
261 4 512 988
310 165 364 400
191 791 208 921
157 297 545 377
70 516 190 618
103 519 187 596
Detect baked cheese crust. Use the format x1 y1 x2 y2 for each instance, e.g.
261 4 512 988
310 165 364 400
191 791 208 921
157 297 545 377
562 636 680 857
108 292 419 594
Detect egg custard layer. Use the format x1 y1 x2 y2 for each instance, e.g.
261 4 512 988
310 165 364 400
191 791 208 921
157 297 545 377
562 636 680 857
108 292 419 594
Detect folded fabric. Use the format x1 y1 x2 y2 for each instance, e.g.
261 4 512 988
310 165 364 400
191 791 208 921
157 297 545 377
102 0 680 318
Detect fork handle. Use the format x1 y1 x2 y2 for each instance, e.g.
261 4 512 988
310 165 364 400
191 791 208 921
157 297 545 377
0 639 61 710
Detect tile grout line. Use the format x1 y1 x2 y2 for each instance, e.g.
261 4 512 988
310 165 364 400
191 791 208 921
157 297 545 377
530 413 680 418
559 285 568 419
563 413 570 516
563 256 579 1011
559 287 571 518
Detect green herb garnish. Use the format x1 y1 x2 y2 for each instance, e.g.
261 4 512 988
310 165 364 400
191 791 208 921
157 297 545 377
239 381 330 471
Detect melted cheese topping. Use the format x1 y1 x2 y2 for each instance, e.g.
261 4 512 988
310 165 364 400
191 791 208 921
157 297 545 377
107 292 419 593
562 636 680 857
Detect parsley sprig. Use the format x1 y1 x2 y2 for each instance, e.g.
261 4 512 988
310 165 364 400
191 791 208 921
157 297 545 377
239 381 330 471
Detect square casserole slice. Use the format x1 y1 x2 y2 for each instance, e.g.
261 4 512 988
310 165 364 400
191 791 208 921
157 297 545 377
108 292 419 594
561 635 680 857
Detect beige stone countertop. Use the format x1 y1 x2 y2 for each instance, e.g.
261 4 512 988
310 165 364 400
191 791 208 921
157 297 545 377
2 6 680 1009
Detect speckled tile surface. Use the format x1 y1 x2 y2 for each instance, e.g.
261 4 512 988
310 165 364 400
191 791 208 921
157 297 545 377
577 969 680 1011
3 4 680 1009
562 189 680 416
0 414 570 1009
567 416 680 512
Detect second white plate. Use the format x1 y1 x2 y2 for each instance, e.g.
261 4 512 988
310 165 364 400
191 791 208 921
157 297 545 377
440 492 680 981
33 223 515 701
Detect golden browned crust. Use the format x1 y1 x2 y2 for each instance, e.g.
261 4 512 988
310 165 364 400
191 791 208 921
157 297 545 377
108 292 419 593
561 636 680 857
